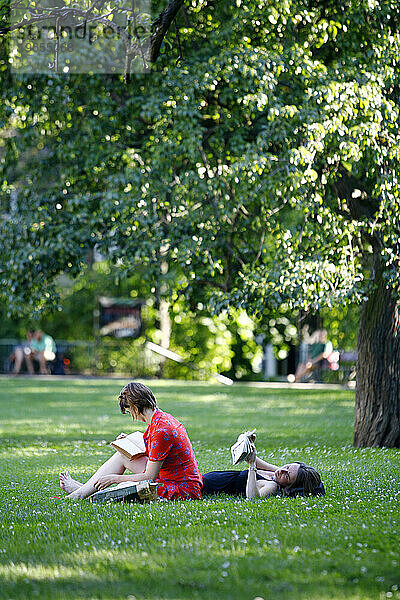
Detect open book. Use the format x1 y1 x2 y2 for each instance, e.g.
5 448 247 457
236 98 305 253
110 432 146 461
230 429 256 465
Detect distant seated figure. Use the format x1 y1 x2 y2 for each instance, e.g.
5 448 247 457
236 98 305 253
27 330 57 374
294 329 333 382
10 330 34 374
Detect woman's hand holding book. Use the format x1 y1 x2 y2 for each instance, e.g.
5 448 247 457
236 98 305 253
245 442 257 467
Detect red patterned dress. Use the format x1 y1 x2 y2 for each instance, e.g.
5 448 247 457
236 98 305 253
143 408 202 500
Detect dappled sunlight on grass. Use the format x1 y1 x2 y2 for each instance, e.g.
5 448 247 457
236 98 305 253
0 562 104 583
0 378 399 600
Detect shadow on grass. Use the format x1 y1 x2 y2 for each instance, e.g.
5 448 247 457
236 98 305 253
1 380 398 600
1 379 355 449
0 547 388 600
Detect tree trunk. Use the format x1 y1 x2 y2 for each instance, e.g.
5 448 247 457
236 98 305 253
354 264 400 447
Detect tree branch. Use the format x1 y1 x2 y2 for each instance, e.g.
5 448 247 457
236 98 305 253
150 0 185 63
197 278 227 292
252 229 265 266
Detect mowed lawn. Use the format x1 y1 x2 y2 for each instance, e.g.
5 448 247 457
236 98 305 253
0 378 399 600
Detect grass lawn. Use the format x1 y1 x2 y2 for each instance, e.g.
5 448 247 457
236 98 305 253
0 377 399 600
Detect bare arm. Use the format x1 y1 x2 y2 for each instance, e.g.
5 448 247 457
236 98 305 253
257 480 279 497
255 456 280 471
246 462 259 498
93 460 163 491
246 447 279 498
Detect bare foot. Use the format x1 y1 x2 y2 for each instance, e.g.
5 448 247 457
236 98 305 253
59 471 83 494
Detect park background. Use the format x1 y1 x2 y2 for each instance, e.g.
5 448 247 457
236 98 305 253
0 259 360 381
0 0 399 599
1 0 399 450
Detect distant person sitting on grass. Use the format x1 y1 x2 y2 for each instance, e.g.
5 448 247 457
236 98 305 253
17 329 56 375
202 433 324 498
30 330 56 374
59 382 203 501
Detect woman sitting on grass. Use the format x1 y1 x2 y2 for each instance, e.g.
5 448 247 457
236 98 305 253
59 382 203 501
202 435 324 499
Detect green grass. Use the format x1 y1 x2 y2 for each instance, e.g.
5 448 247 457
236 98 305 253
0 377 399 600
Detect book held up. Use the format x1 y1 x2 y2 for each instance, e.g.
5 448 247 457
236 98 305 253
230 429 257 465
110 431 146 461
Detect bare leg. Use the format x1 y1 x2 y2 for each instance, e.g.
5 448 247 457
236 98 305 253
24 353 35 374
295 361 312 382
294 363 304 382
38 352 48 374
12 348 24 374
67 453 148 500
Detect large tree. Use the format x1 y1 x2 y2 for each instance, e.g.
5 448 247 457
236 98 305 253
1 0 399 446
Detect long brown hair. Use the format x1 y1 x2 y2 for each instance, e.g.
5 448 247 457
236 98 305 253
282 462 321 496
118 382 157 417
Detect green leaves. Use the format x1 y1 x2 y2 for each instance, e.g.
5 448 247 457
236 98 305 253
0 0 399 317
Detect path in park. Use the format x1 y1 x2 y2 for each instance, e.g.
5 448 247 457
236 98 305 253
0 374 355 390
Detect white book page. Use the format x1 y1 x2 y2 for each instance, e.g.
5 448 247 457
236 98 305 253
111 431 145 454
125 432 146 452
114 481 138 489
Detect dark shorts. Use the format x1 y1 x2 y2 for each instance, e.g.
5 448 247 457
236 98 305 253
202 470 249 496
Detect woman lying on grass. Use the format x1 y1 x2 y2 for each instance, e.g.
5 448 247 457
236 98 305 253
59 382 202 501
202 435 325 499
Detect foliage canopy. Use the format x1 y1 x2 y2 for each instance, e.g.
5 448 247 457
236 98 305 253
0 0 399 321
